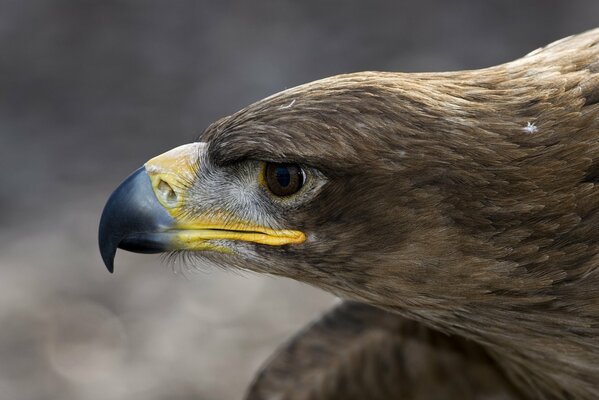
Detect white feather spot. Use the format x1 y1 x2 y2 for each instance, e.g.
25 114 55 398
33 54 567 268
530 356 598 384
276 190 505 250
523 121 538 134
279 99 296 109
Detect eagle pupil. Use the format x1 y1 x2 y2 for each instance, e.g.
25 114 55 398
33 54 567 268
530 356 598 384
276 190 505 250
265 163 304 197
276 166 291 187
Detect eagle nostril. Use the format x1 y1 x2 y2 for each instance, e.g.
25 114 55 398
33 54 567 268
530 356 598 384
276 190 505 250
157 179 178 207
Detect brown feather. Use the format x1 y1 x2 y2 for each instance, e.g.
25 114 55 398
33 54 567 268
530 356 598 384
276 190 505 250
246 301 522 400
201 28 599 399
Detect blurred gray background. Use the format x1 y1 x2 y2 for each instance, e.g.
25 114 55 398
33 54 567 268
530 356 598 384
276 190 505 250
1 1 598 399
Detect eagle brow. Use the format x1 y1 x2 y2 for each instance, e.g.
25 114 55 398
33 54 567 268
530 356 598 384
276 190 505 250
208 141 302 167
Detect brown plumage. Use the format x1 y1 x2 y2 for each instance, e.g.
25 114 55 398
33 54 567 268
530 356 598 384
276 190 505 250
100 28 599 399
201 28 599 399
247 301 522 400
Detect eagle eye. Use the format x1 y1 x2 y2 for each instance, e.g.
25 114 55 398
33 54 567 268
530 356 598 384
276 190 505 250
264 163 306 197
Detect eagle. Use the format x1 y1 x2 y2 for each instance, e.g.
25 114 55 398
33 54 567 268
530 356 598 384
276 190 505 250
99 28 599 399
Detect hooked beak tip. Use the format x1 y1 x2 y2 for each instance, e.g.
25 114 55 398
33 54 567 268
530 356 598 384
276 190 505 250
101 249 115 273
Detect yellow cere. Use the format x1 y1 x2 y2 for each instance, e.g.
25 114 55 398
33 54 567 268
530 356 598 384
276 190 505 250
144 142 203 213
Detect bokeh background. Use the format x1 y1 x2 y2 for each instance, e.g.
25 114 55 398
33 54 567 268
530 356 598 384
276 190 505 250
1 1 598 399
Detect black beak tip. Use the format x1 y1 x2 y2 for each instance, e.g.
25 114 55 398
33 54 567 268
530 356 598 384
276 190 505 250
102 252 115 274
98 217 116 273
99 198 120 274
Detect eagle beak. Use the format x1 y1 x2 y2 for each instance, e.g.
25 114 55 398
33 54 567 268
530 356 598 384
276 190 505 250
98 143 305 273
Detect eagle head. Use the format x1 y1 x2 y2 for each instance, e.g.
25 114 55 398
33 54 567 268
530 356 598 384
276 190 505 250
99 73 450 304
99 28 599 398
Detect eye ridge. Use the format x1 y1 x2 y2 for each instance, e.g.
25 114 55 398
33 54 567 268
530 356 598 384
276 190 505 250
264 162 305 197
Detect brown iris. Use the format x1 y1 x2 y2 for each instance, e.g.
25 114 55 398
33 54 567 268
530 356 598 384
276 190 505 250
264 163 305 197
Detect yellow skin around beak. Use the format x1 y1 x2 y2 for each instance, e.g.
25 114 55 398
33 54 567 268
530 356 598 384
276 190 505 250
143 143 306 251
